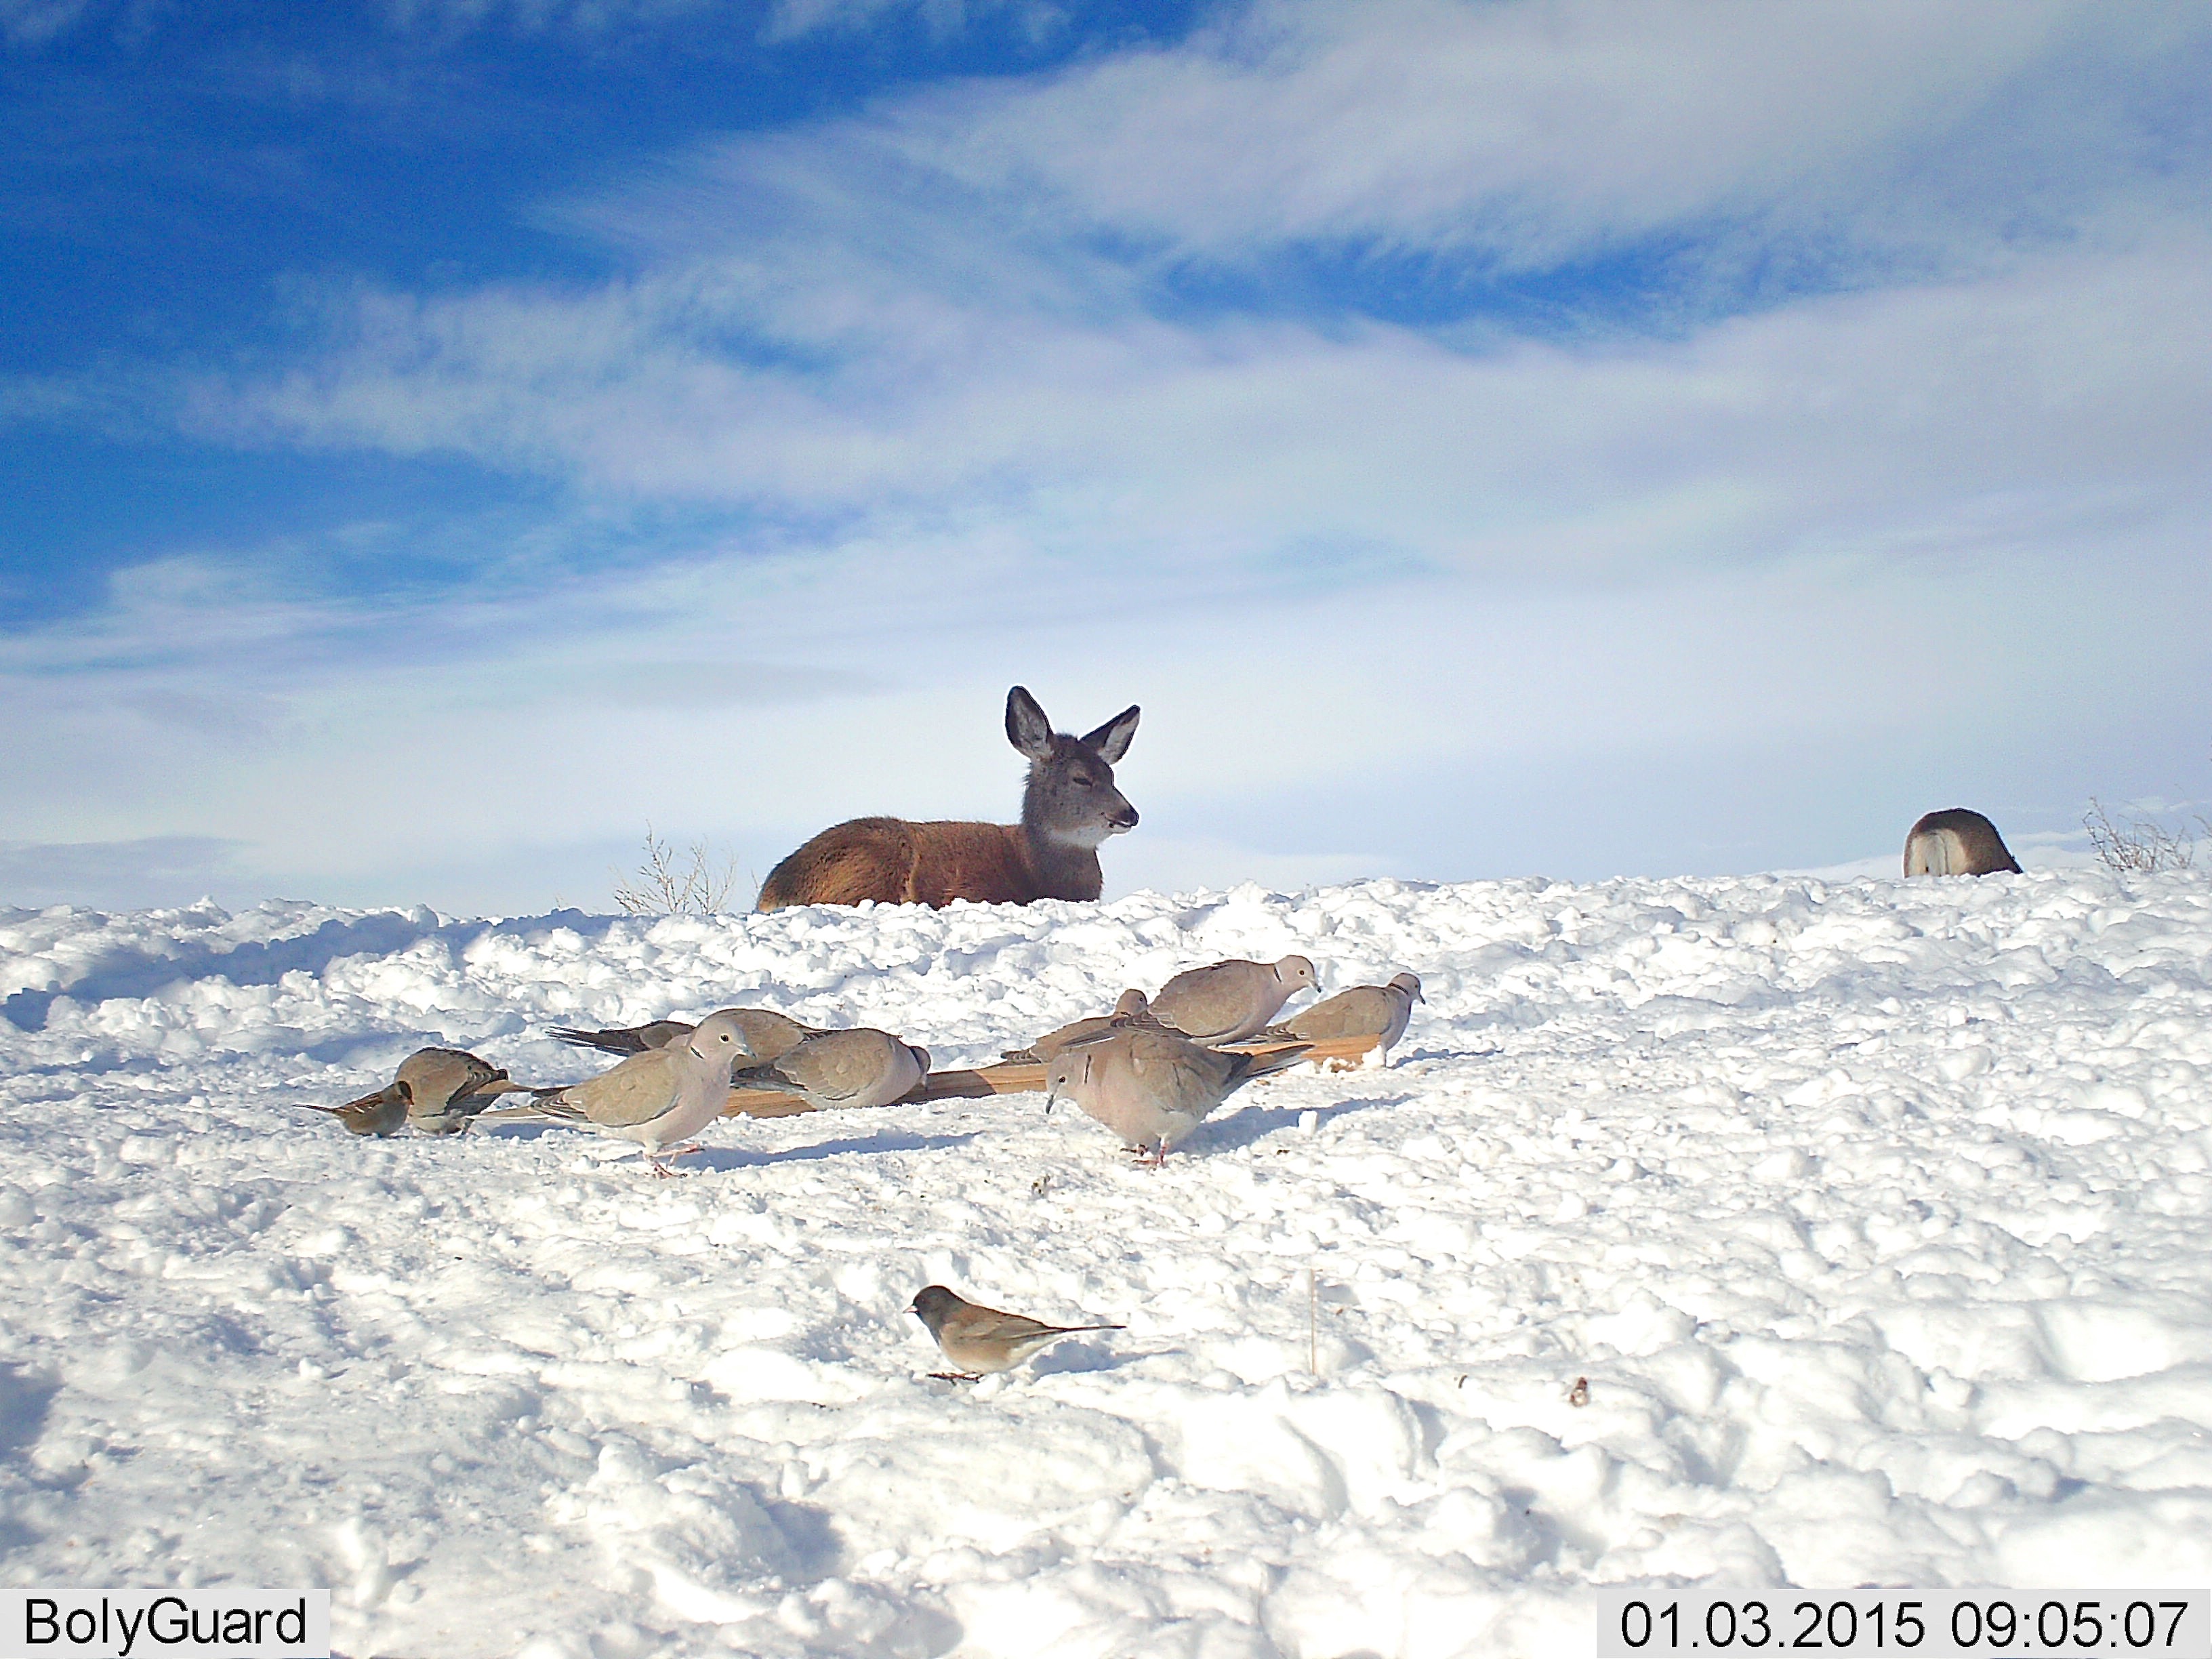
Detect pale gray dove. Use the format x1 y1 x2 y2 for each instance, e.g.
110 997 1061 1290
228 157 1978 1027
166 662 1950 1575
1000 989 1167 1065
909 1285 1123 1380
728 1028 930 1112
1044 1027 1312 1164
549 1008 823 1064
1148 955 1319 1046
1255 972 1424 1061
472 1011 757 1174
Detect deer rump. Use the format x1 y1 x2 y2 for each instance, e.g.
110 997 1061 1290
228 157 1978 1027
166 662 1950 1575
756 687 1140 911
1903 808 2022 876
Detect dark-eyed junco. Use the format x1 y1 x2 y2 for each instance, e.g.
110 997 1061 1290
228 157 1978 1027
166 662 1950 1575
908 1285 1123 1380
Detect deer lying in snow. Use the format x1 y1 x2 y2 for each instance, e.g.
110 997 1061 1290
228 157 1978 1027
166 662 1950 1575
756 686 1140 911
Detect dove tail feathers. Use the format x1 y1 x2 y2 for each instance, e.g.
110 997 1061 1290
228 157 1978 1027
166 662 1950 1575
1229 1044 1313 1085
547 1027 649 1056
474 1097 588 1128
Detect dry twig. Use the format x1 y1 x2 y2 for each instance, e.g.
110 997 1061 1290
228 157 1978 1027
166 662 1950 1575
611 824 744 916
2083 799 2204 874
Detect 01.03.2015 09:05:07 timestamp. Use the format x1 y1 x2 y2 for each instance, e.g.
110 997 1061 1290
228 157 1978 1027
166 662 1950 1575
1593 1589 2211 1658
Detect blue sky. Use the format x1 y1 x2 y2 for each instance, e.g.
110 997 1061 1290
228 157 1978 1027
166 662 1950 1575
4 0 2210 914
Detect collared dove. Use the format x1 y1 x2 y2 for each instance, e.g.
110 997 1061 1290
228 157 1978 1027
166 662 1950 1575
728 1028 930 1112
548 1008 823 1064
472 1011 756 1174
399 1046 526 1135
1148 955 1319 1046
295 1046 520 1137
1255 972 1424 1061
908 1285 1123 1380
1044 1027 1312 1164
1000 988 1167 1065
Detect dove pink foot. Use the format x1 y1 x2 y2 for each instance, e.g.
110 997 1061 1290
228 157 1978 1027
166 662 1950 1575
647 1144 703 1177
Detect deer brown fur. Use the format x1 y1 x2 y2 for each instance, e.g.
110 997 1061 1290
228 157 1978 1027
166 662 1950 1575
1904 807 2022 876
756 687 1140 911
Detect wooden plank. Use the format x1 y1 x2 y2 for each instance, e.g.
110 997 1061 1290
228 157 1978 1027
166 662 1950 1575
720 1031 1379 1118
720 1090 818 1118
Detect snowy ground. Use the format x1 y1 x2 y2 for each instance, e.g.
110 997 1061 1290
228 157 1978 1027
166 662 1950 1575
2 871 2211 1658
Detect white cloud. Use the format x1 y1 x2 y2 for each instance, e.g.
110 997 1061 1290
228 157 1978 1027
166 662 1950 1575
182 2 2212 556
845 0 2210 271
14 0 2212 908
5 491 2205 911
196 230 2212 596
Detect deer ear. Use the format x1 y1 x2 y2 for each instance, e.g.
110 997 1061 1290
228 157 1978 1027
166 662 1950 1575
1006 685 1056 759
1081 704 1139 763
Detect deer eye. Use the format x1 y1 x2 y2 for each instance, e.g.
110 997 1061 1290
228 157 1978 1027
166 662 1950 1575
1073 775 1095 789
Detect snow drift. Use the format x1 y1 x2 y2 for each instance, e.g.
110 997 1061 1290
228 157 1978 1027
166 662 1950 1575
2 870 2209 1657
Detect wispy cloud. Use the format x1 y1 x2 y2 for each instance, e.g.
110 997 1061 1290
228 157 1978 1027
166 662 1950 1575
192 229 2212 588
885 0 2207 267
9 0 2211 909
0 0 96 47
377 0 1064 46
760 0 1063 46
182 1 2212 542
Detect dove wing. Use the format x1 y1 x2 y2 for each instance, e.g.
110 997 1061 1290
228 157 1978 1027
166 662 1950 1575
1288 987 1385 1040
783 1031 894 1106
403 1049 499 1112
1029 1013 1110 1063
561 1048 686 1128
1150 965 1244 1040
726 1010 820 1062
1153 962 1290 1044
